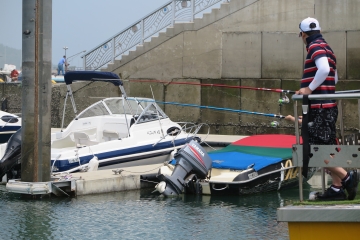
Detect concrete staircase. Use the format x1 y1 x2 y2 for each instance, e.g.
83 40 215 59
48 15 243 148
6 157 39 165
104 0 259 72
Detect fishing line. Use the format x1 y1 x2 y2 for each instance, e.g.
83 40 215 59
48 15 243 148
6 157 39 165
140 100 286 119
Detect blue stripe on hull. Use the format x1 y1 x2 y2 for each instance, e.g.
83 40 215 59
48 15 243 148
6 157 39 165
0 126 21 132
52 138 190 172
0 126 20 143
0 133 14 143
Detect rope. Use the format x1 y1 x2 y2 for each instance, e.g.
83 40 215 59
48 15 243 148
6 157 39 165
284 159 298 180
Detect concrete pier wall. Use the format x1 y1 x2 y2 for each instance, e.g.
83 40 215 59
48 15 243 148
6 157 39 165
103 0 360 135
0 82 121 128
2 0 360 135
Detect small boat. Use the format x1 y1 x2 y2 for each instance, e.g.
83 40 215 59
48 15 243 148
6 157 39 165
155 135 315 196
0 71 205 179
0 64 19 82
0 111 21 143
51 75 64 83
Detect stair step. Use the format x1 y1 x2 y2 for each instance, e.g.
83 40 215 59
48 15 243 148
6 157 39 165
172 22 194 35
103 0 234 71
230 0 257 14
194 17 206 29
121 54 130 62
218 3 231 17
165 27 175 37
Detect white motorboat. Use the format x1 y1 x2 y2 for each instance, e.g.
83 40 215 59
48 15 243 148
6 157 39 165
51 71 205 173
0 71 205 179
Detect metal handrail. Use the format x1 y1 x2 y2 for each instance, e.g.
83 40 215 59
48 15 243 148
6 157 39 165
292 93 360 101
291 93 360 201
82 0 228 70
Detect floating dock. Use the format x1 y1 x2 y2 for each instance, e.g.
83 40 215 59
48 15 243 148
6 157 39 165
277 204 360 239
6 163 161 196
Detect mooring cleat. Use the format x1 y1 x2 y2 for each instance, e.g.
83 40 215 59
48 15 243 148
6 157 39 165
112 169 124 175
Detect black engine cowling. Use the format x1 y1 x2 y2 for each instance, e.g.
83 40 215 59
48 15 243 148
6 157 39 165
156 140 212 196
0 128 22 180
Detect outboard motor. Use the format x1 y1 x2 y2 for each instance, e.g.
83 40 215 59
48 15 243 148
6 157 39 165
156 140 212 197
0 128 22 179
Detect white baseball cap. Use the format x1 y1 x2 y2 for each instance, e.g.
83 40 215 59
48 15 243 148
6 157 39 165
299 17 321 32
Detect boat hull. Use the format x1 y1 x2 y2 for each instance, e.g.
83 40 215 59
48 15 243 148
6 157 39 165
51 138 191 173
206 174 299 196
206 161 297 195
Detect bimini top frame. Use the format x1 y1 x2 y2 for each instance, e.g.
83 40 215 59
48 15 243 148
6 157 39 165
61 71 129 129
291 93 360 201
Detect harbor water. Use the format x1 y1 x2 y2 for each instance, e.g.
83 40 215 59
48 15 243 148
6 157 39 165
0 181 317 240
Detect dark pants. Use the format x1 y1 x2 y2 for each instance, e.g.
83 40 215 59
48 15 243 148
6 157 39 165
308 106 338 145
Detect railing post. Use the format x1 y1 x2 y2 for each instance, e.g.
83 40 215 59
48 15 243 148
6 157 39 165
141 19 144 45
112 37 115 64
83 55 86 70
321 168 326 193
293 100 303 201
339 100 344 143
191 0 194 22
294 100 299 143
172 0 176 26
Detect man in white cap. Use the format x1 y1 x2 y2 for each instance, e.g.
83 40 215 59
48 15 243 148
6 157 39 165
296 17 358 201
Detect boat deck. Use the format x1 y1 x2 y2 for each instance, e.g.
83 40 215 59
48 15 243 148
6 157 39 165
51 128 246 145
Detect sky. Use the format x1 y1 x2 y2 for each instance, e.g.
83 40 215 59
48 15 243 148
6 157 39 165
0 0 171 68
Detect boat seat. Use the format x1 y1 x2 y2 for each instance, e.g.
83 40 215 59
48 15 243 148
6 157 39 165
74 132 99 147
103 130 120 141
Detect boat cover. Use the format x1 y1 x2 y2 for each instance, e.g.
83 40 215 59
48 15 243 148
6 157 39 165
64 71 122 86
209 134 302 171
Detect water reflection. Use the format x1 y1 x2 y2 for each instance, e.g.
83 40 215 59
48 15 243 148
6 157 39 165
1 180 316 240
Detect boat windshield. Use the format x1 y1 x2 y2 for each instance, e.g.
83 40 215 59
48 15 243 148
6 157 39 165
77 102 110 119
136 103 168 124
77 98 167 121
135 98 166 115
104 98 142 115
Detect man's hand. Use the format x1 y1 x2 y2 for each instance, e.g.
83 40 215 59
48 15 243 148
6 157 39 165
295 87 312 95
285 115 295 122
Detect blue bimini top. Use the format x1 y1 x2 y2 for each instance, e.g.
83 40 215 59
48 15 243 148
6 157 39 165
64 71 122 86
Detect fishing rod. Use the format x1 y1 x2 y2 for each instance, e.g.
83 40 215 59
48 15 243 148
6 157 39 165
128 79 296 93
128 79 360 94
130 79 294 106
128 79 360 105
